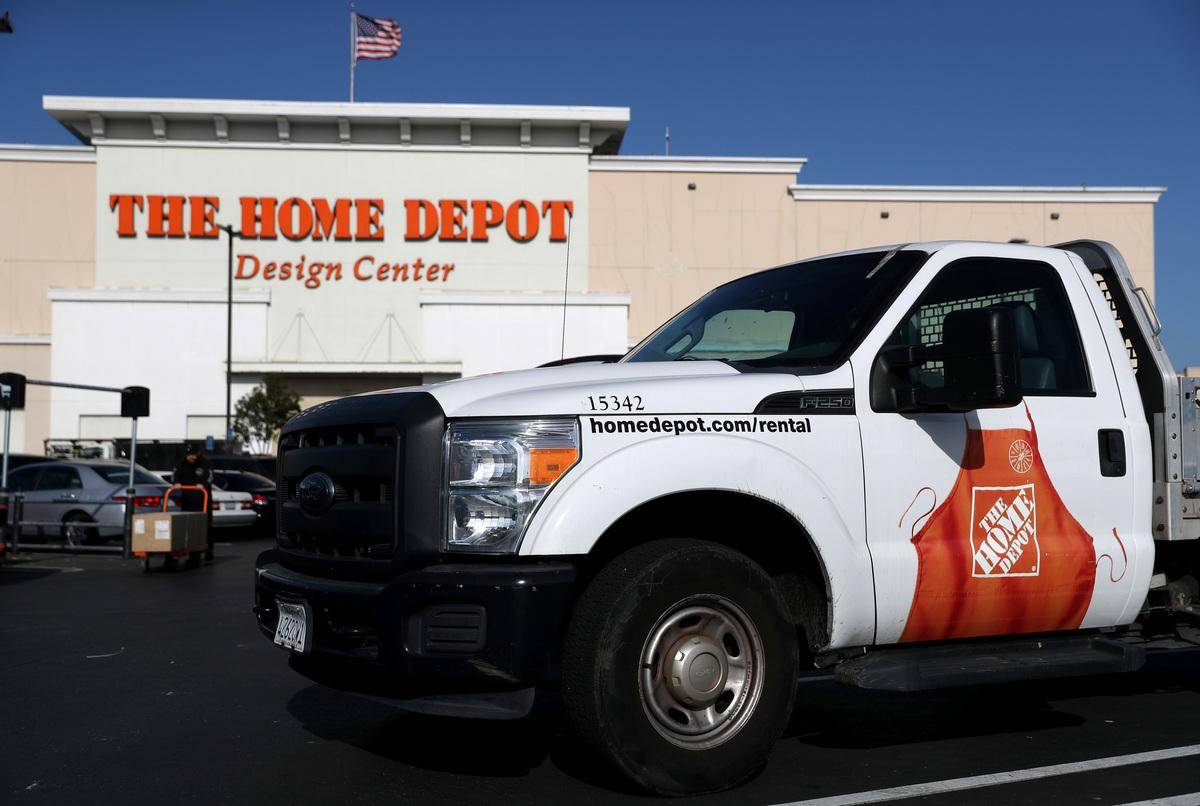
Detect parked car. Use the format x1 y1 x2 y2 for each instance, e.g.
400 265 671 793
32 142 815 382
1 454 63 471
208 453 276 480
6 461 171 544
212 470 276 534
158 471 257 530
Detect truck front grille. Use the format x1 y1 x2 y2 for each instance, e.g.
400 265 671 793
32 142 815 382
277 424 399 562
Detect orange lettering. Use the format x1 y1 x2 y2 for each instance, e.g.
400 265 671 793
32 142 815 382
146 195 186 238
438 199 469 241
470 200 505 241
312 198 352 241
109 194 144 237
188 196 220 238
240 197 277 239
278 197 314 241
353 255 375 280
234 253 260 279
355 198 385 240
506 200 539 242
541 200 574 241
405 199 437 241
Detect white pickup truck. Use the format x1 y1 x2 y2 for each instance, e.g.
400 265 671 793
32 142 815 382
254 239 1200 795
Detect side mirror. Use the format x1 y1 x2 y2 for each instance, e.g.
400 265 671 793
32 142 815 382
938 307 1023 411
871 306 1022 412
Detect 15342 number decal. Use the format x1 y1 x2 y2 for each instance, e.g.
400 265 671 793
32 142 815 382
587 394 645 412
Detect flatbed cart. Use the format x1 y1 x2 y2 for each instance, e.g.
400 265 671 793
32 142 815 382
134 484 209 572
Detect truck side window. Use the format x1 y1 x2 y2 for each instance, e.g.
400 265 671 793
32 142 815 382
889 258 1092 396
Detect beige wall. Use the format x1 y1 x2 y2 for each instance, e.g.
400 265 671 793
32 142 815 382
589 170 1158 343
0 157 95 453
793 200 1156 294
0 343 50 453
0 159 96 336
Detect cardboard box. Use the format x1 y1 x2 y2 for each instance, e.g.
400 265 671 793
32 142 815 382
132 512 208 553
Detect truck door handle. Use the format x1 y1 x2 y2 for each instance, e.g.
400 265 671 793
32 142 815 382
1098 429 1126 477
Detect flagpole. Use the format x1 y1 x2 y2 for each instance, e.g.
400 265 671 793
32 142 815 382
349 1 356 102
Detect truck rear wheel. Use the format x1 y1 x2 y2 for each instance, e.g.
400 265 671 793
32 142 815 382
561 539 798 795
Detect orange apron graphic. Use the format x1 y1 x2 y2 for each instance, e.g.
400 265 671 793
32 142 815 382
900 409 1099 642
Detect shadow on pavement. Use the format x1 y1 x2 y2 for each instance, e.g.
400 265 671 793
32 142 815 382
787 658 1200 751
284 654 1200 793
786 679 1085 750
286 684 647 795
0 565 65 585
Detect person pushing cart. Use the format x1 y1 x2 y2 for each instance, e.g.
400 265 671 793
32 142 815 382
172 443 214 562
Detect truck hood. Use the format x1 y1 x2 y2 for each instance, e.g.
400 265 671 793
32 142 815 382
386 361 851 417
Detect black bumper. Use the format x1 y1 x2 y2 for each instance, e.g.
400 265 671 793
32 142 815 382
254 549 577 705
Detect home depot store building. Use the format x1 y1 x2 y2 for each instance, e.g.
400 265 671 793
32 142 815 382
0 95 1164 452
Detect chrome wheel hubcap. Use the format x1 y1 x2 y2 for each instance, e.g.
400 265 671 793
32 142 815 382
639 596 764 750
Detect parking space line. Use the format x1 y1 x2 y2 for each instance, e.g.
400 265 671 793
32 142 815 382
769 744 1200 806
1115 795 1200 806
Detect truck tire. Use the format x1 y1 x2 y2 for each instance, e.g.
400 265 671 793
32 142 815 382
561 539 798 795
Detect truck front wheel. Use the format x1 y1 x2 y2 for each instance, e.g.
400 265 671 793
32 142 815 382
561 539 798 795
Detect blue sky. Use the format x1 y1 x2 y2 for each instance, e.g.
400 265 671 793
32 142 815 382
2 1 1199 364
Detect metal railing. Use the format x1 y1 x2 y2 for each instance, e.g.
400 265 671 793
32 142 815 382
1 375 148 560
2 491 132 557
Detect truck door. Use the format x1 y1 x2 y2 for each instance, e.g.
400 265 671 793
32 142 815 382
853 245 1141 644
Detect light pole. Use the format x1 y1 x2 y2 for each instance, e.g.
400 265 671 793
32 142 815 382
219 225 241 448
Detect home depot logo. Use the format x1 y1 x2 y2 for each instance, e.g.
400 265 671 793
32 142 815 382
970 484 1039 578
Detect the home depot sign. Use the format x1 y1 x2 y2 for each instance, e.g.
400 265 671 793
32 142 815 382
106 194 574 288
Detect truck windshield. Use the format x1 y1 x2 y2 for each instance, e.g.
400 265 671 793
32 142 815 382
623 249 929 370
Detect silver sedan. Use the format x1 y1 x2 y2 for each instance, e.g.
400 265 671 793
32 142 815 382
6 460 173 544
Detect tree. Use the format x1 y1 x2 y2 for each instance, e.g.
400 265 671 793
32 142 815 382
233 376 301 454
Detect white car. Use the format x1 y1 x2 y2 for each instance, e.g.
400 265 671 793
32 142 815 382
157 471 258 529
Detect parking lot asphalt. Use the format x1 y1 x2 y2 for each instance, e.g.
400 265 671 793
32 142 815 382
2 537 1199 806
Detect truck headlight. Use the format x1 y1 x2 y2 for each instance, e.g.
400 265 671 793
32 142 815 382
444 419 579 553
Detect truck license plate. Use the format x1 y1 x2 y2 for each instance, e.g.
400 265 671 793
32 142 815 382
273 601 311 654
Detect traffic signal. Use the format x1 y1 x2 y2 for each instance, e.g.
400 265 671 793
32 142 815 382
121 386 150 418
0 373 26 410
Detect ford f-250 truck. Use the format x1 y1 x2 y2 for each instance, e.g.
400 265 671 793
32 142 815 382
254 239 1200 795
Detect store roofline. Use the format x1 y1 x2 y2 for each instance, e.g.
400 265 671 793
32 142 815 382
44 95 631 124
231 361 461 375
591 155 807 175
790 184 1165 203
43 95 629 153
0 143 95 163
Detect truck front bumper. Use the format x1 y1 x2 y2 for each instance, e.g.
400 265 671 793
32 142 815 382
253 549 577 717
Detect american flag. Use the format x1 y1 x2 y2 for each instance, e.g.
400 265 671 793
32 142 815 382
354 13 401 60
